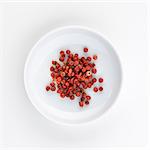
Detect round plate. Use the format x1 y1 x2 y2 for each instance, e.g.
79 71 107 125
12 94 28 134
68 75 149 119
24 26 122 125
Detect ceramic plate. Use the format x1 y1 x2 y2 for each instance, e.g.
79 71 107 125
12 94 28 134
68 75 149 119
24 26 122 125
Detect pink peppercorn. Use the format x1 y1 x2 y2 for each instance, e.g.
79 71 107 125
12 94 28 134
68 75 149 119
92 68 97 74
50 82 55 87
60 93 65 98
46 86 50 91
99 86 103 91
92 78 97 83
99 77 104 83
66 50 70 54
87 56 92 61
83 47 88 53
86 95 91 100
93 87 98 92
85 101 89 105
70 95 75 100
93 55 98 60
79 101 84 107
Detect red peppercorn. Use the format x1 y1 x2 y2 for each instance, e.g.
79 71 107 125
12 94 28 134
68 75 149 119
83 47 88 53
69 68 72 74
81 97 85 101
87 56 92 61
57 89 61 93
57 84 61 88
93 55 97 60
82 92 86 97
50 82 55 87
59 57 65 62
69 61 74 66
78 65 82 69
50 66 54 71
81 57 86 62
76 82 80 87
47 48 105 107
60 72 65 77
54 68 59 73
92 78 97 83
74 53 78 57
92 68 97 74
56 76 62 82
86 95 91 100
74 60 79 66
66 50 70 54
79 101 84 107
65 82 69 87
99 86 103 91
46 86 50 91
92 63 96 67
87 82 91 88
51 73 55 78
82 67 86 72
70 95 75 100
62 85 67 89
85 100 89 105
69 53 73 58
60 93 65 98
74 66 80 72
51 86 56 91
99 77 104 83
86 65 91 71
56 63 60 69
83 84 87 89
60 50 64 55
76 92 81 97
52 60 56 65
93 87 98 92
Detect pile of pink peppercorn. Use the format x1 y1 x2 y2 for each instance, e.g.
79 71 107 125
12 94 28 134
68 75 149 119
45 47 104 107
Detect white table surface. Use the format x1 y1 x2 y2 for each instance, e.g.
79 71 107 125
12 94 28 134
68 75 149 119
0 1 148 149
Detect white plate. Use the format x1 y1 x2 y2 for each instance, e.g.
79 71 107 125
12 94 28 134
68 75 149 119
24 26 122 125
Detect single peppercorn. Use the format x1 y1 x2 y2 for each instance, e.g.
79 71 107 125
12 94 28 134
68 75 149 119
46 86 50 91
60 50 65 55
79 101 84 107
81 97 85 101
66 49 70 54
93 87 98 92
50 82 55 87
87 56 92 61
99 77 104 83
92 68 97 74
99 86 103 91
59 57 65 62
50 66 54 71
74 53 78 57
83 47 88 53
85 100 89 105
86 95 91 100
60 93 65 98
92 78 97 83
82 67 86 72
93 55 98 60
51 86 56 91
52 60 56 65
51 73 55 78
70 95 75 100
57 89 61 93
76 92 81 97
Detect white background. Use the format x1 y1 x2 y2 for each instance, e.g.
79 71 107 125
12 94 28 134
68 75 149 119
0 1 149 150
